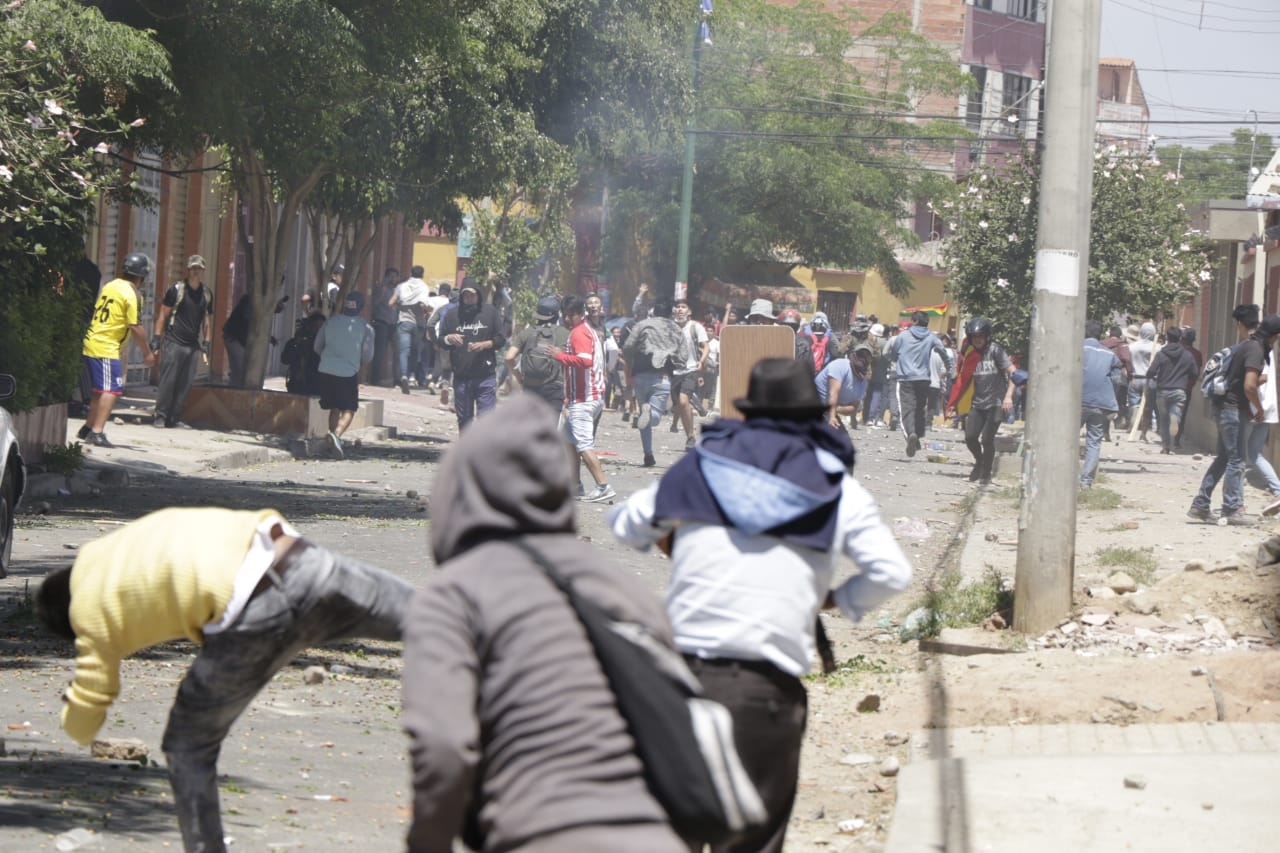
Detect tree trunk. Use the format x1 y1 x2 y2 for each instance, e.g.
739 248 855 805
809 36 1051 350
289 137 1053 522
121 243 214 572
233 142 327 389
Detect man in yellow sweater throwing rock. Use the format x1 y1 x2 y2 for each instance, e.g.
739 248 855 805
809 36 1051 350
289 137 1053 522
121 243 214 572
34 507 413 853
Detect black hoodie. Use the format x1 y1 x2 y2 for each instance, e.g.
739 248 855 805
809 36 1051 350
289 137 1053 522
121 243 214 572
1148 342 1199 394
441 297 507 380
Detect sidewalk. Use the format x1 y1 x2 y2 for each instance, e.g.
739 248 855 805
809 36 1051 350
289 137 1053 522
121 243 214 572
54 378 461 485
884 427 1280 853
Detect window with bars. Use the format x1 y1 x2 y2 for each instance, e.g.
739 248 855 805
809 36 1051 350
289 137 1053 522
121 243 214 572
1009 0 1038 21
1002 73 1033 125
966 67 987 131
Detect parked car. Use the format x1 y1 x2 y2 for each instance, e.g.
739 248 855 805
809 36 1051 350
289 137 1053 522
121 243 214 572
0 374 25 578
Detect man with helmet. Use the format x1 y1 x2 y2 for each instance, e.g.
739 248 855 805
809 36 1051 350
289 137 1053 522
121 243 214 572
77 252 157 447
776 309 814 370
803 312 838 372
945 317 1015 483
504 294 571 410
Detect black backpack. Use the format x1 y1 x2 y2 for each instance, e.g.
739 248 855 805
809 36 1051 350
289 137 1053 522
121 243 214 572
520 326 562 387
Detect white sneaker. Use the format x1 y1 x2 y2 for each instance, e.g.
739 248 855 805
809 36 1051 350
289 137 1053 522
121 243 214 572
328 431 345 459
579 484 617 503
1264 496 1280 517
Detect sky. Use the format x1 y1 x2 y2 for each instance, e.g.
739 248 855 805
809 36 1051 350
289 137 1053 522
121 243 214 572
1099 0 1280 151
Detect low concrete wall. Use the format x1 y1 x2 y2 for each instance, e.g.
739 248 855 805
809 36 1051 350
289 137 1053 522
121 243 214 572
183 386 383 438
11 402 68 465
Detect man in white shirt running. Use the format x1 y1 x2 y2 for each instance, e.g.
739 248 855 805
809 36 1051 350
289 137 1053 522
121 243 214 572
670 298 709 450
610 358 912 853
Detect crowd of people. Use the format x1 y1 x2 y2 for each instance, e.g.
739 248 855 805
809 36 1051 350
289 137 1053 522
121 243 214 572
66 251 1280 851
40 356 914 853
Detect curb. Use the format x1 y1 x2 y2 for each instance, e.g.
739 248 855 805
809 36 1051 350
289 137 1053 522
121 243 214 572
205 447 295 470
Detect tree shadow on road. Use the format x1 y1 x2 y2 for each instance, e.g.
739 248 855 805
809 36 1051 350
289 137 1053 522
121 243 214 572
24 466 435 526
0 752 270 845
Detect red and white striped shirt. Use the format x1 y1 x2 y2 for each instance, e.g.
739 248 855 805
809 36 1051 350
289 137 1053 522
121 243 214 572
555 321 606 404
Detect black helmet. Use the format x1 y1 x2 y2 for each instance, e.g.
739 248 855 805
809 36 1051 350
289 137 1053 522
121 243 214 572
966 317 993 338
534 295 561 321
122 252 151 280
332 263 345 276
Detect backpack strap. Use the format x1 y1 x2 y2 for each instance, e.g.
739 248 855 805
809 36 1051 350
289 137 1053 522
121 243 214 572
167 281 186 330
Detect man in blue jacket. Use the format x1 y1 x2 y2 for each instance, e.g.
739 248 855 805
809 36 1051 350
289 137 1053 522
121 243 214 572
885 311 952 458
1081 320 1122 488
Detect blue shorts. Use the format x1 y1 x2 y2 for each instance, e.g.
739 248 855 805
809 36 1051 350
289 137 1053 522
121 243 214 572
83 355 124 395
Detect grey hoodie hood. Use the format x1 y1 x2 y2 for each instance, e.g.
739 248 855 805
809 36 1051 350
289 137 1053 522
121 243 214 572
430 394 575 564
1140 322 1156 341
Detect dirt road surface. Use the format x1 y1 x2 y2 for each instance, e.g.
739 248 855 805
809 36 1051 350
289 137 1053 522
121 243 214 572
1 386 1276 851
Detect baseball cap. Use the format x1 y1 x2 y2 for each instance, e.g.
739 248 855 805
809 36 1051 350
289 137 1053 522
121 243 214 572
186 254 206 269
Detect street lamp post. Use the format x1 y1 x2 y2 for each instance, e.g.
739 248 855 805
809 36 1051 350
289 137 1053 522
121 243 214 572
674 1 712 301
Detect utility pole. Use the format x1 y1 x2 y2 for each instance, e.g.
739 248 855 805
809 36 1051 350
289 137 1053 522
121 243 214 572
675 1 711 302
1013 0 1102 634
1247 109 1259 197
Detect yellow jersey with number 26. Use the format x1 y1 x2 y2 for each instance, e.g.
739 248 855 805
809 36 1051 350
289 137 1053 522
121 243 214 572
82 278 141 359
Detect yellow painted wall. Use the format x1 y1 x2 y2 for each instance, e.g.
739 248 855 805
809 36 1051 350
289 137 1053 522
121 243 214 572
792 265 958 333
413 238 458 283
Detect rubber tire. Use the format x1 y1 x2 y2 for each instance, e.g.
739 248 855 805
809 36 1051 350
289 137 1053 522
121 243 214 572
0 465 15 579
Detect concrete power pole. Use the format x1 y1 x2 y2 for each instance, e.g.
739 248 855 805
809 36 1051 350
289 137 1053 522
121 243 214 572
1013 0 1103 634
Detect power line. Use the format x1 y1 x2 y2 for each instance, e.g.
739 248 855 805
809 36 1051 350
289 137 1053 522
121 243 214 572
1109 0 1280 33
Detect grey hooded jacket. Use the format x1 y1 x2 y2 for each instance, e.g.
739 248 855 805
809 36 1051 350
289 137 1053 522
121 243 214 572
887 324 952 381
403 393 684 853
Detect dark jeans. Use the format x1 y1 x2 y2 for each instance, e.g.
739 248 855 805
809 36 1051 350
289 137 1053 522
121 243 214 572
898 379 931 440
861 383 883 425
453 374 497 430
371 320 395 386
1155 388 1188 451
1080 406 1110 487
162 542 411 853
156 337 201 422
633 372 672 457
965 405 1002 478
686 657 807 853
223 338 246 388
396 321 420 382
1192 405 1248 515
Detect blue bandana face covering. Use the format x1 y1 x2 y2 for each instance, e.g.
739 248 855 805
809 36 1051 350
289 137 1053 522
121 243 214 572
653 417 855 551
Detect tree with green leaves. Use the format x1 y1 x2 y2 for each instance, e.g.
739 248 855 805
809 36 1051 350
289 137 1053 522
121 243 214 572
97 0 692 387
1 0 169 411
1159 128 1275 206
943 147 1212 359
599 2 965 299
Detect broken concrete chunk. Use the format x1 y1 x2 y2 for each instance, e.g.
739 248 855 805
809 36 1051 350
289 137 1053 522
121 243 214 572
90 738 148 761
303 665 326 685
1106 572 1138 594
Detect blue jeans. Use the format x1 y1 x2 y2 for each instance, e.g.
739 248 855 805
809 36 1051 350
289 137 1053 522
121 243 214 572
1126 377 1147 413
1192 405 1248 515
396 321 419 381
454 375 497 430
1080 406 1110 487
162 542 411 853
632 372 671 457
1246 422 1280 496
1155 388 1187 451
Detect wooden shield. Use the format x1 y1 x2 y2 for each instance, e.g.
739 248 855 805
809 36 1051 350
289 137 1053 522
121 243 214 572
718 325 799 419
